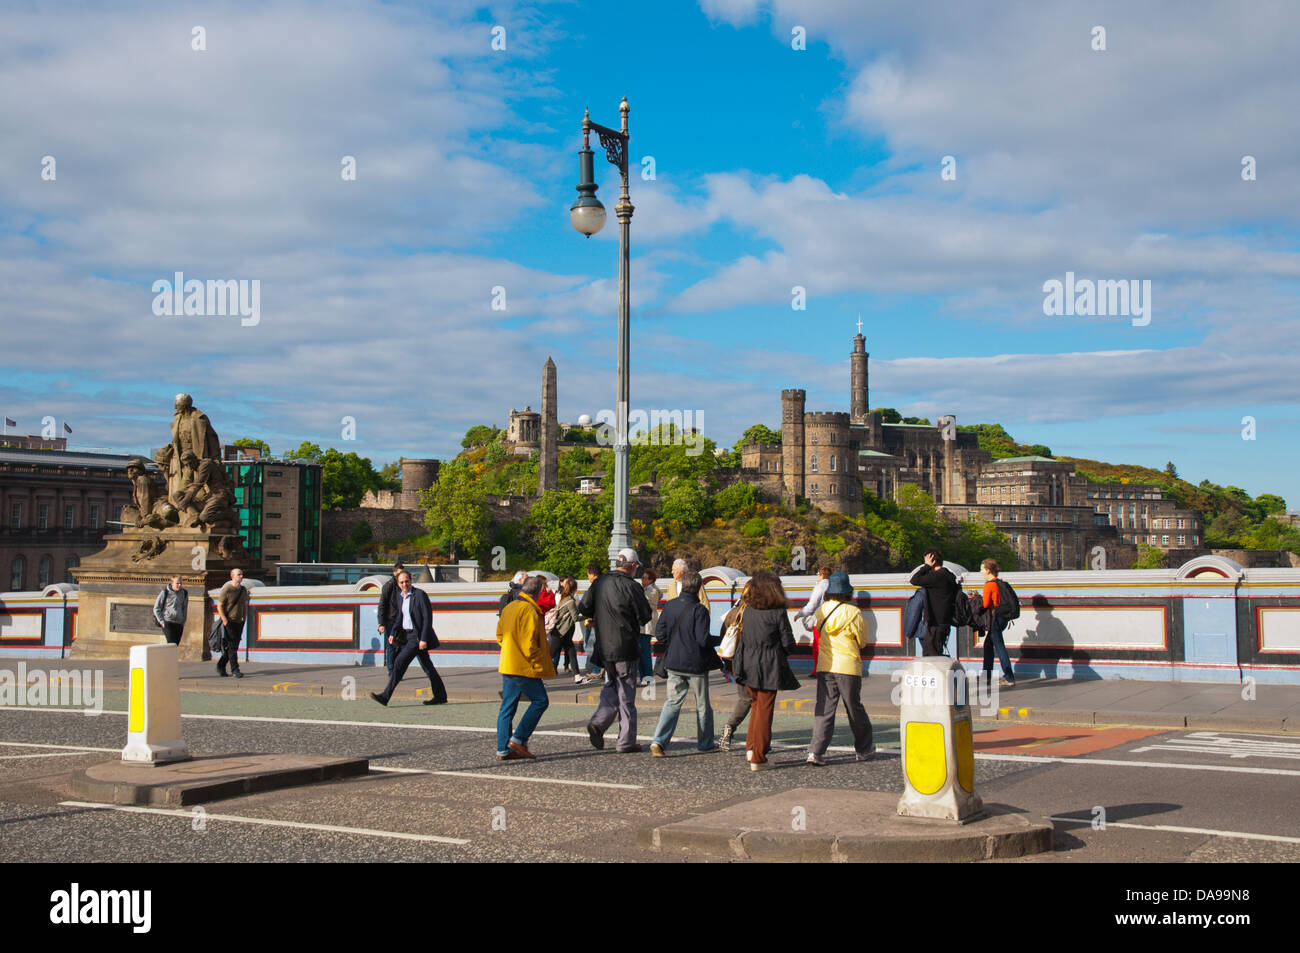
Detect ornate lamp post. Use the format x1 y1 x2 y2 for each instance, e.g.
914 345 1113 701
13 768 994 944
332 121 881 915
571 97 633 567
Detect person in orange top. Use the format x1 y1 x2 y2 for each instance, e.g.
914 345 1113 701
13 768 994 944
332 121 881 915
495 574 557 760
978 558 1015 687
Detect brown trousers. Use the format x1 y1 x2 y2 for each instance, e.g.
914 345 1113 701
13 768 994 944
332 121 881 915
745 687 777 763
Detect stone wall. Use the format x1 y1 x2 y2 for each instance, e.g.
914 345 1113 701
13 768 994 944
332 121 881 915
323 508 426 551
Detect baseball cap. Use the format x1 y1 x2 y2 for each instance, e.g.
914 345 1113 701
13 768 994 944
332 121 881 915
616 548 640 566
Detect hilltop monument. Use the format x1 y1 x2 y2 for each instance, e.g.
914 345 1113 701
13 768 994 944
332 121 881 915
71 394 251 660
539 357 558 494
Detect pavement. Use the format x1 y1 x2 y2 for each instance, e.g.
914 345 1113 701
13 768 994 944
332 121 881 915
6 658 1295 733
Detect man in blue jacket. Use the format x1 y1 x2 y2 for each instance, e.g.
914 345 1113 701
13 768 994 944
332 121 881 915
649 570 720 756
371 571 447 706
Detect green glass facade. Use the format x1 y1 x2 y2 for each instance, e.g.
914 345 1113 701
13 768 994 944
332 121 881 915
223 460 321 569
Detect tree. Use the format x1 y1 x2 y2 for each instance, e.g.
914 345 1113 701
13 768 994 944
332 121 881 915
524 491 610 577
283 441 323 463
318 449 387 509
377 460 402 489
422 459 491 559
461 425 503 449
1255 493 1287 516
232 437 271 456
1026 444 1053 458
660 478 710 529
1133 543 1166 569
713 482 760 520
735 423 781 450
1164 461 1179 480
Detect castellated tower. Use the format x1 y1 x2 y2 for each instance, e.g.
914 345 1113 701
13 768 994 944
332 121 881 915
780 389 806 503
803 412 857 515
850 333 869 424
539 357 558 495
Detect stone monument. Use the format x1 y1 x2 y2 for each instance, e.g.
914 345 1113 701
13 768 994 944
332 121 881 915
71 394 253 660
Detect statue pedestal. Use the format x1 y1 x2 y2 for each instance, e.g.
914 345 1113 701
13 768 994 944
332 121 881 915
70 529 253 661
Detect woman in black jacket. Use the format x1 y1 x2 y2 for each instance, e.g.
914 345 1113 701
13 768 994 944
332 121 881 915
732 570 800 770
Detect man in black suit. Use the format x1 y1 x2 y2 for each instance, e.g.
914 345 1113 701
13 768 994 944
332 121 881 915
377 562 405 677
909 548 959 657
371 570 448 706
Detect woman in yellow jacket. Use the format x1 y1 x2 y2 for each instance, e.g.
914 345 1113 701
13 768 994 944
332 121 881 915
495 575 557 760
806 572 874 765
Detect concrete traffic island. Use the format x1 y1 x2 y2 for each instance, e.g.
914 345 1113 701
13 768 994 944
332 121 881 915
639 787 1054 862
68 753 369 807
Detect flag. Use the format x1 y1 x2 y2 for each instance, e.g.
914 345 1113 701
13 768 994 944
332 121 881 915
4 418 14 428
63 422 72 434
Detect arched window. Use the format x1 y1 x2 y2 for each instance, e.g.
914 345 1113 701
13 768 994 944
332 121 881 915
809 453 818 472
10 555 24 591
39 554 52 587
64 555 79 584
830 454 837 472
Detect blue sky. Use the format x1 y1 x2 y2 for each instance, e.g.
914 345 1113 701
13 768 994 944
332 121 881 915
1 0 1298 502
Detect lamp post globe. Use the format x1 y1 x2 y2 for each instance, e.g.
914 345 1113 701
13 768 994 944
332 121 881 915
570 199 605 237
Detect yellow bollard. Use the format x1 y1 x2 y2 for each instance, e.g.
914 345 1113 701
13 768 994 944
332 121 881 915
896 657 983 822
121 644 190 764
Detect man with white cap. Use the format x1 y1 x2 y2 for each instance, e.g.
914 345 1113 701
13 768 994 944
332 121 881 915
579 548 654 753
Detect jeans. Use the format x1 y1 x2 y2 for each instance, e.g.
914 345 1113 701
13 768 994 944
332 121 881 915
638 635 653 679
217 619 244 672
724 661 752 730
652 671 715 750
497 675 549 754
982 615 1015 680
382 631 398 676
582 623 602 675
588 660 638 750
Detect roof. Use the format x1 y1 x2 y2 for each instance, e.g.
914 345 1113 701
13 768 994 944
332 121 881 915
0 447 146 469
988 455 1059 464
858 449 900 459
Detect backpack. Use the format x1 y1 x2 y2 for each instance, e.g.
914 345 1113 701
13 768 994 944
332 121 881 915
951 586 977 628
995 579 1021 621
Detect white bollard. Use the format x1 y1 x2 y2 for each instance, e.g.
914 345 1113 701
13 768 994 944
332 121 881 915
896 656 983 822
121 644 190 764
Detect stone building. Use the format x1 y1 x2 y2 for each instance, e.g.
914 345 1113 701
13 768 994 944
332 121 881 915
0 448 135 589
743 328 1203 569
506 407 540 454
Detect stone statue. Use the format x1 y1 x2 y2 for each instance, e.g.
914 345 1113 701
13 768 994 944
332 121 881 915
121 457 178 530
170 393 221 486
173 453 237 532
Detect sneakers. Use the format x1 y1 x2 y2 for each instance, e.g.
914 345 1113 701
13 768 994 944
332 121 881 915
586 723 605 750
806 753 826 766
574 674 584 684
232 669 244 679
650 742 665 758
637 676 652 687
749 761 770 771
718 725 734 750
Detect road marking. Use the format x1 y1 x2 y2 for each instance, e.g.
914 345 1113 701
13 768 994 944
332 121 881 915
0 741 119 753
370 765 642 790
272 682 300 692
10 709 1300 777
57 801 470 845
0 751 103 761
1049 815 1300 846
1129 731 1300 761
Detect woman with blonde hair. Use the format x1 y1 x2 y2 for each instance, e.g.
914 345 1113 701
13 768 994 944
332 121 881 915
549 575 583 682
731 570 800 770
717 580 752 750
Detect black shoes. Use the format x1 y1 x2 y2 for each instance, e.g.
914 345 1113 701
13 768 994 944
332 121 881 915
232 669 244 679
423 697 448 706
216 664 229 677
587 723 605 750
370 692 388 707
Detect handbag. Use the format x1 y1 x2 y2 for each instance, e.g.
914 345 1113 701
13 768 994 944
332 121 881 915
718 606 744 660
208 617 224 655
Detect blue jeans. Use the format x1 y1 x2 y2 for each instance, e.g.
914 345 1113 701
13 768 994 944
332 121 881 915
582 623 602 675
982 616 1015 680
652 671 715 750
497 675 549 754
383 632 398 676
638 634 653 679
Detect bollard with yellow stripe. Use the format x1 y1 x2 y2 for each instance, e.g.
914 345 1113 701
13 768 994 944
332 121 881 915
121 644 191 765
896 657 983 822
